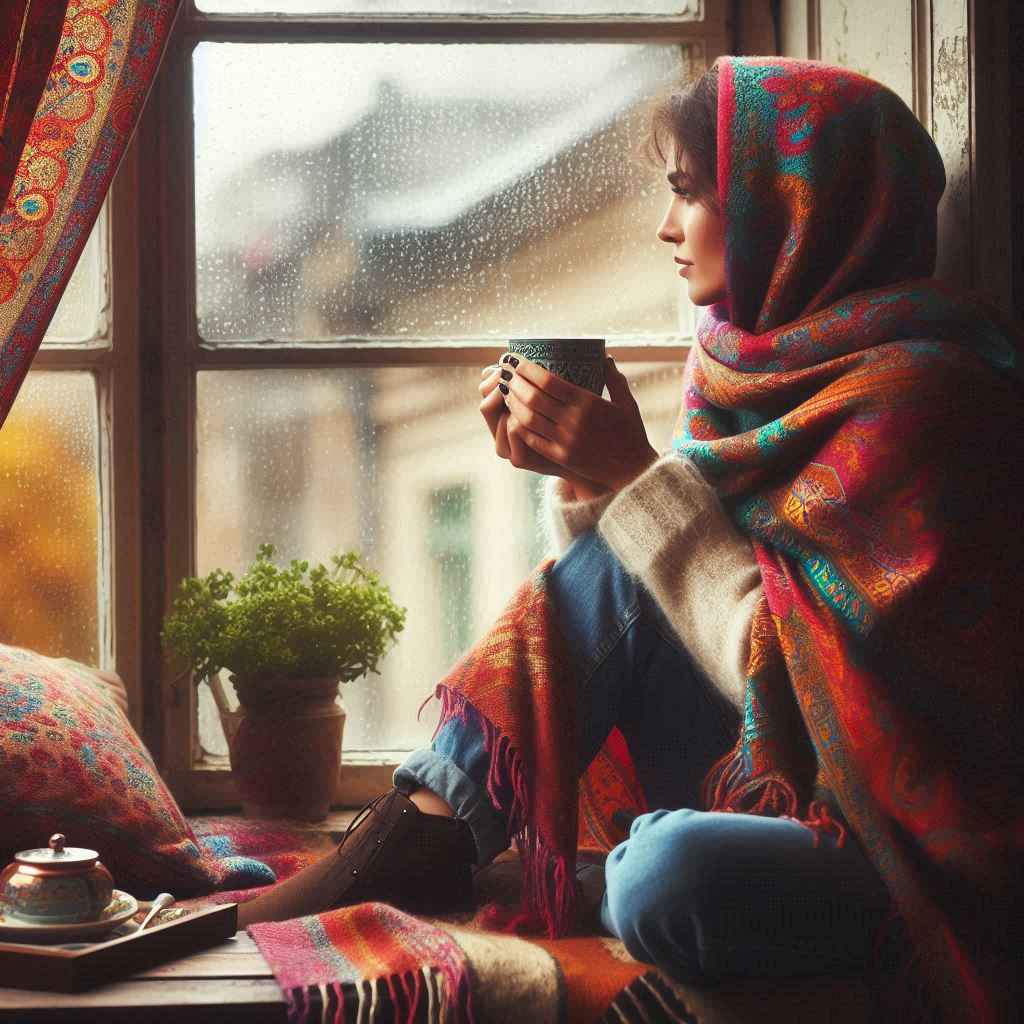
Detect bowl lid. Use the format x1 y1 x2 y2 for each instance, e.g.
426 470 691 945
13 833 99 868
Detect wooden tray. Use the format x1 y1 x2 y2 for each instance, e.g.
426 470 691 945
0 903 238 993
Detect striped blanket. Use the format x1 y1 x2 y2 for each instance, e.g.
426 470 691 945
188 785 871 1024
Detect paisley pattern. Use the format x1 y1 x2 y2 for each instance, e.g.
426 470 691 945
0 0 179 426
672 57 1022 1021
0 644 269 897
577 726 648 856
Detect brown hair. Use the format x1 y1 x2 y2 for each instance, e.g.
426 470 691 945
640 63 720 212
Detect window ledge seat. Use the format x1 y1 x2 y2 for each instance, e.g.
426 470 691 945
0 812 874 1023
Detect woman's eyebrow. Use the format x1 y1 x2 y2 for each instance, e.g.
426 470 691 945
666 169 691 186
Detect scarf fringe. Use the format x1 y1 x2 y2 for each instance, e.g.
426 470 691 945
286 986 311 1024
432 684 577 939
703 750 847 848
286 969 457 1024
804 799 846 848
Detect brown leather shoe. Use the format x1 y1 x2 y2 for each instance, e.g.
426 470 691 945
237 789 476 928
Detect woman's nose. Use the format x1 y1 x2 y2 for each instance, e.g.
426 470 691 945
657 204 682 244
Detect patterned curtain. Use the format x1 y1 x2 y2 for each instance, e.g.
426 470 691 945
0 0 179 426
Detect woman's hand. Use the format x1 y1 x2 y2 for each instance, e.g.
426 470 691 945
480 356 659 495
478 364 610 500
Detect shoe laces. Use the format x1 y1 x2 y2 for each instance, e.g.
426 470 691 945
339 789 397 851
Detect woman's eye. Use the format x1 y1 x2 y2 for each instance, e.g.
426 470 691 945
671 186 694 202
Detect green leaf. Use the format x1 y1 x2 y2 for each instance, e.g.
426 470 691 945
161 546 407 683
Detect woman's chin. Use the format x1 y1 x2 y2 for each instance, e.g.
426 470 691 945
688 290 726 308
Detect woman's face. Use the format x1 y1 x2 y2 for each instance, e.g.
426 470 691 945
656 147 726 307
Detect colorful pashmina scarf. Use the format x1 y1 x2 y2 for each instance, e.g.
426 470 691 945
428 57 1021 1024
670 57 1021 1022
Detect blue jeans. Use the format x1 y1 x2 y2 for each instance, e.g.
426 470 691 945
394 532 892 982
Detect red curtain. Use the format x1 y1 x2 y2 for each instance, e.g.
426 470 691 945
0 0 179 426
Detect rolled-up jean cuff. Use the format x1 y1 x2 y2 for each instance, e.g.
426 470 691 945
393 748 510 866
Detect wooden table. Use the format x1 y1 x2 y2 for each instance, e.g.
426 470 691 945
0 932 286 1023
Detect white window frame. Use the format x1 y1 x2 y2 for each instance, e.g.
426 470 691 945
142 1 732 811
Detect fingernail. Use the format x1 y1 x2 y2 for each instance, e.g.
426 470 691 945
500 369 513 381
500 354 511 364
498 382 509 395
506 356 520 368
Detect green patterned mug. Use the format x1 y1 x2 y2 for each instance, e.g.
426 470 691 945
507 338 606 396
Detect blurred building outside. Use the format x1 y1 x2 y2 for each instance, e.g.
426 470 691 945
194 50 694 755
0 44 697 759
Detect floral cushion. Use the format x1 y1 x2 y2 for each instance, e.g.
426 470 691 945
0 644 269 898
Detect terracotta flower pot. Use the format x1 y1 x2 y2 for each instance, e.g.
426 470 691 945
220 674 345 823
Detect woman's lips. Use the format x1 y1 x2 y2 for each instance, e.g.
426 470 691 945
678 264 693 277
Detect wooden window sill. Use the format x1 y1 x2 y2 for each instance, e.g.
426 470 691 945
176 755 404 815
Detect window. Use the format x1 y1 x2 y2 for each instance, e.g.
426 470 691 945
428 486 474 667
0 371 101 665
141 1 728 808
0 219 108 670
0 190 143 724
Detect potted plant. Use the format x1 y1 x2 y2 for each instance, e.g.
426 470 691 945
163 544 406 822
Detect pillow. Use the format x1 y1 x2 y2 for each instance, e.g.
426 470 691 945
53 659 130 718
0 644 269 898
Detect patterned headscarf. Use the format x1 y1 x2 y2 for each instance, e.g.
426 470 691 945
672 57 1022 1022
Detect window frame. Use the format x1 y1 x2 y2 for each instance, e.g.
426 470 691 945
142 1 731 810
30 157 145 734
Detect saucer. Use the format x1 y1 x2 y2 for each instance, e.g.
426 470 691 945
0 890 138 945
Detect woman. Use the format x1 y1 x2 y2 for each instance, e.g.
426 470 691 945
240 57 1022 1022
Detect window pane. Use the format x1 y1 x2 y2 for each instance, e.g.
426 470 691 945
194 42 692 343
44 206 106 344
0 373 100 664
194 362 681 756
197 1 691 15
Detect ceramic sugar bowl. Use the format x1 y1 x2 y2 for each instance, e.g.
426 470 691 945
0 834 114 924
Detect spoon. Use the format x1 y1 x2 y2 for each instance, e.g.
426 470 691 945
136 892 175 932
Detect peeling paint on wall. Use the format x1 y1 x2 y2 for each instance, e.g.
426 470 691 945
931 2 971 285
819 0 914 108
782 0 972 287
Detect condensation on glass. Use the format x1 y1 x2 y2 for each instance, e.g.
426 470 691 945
193 42 693 343
194 363 682 758
43 206 107 344
196 2 694 16
0 373 100 664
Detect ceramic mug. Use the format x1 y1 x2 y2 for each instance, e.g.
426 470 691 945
507 338 606 396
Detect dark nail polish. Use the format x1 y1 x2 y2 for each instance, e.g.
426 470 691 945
506 356 520 368
500 369 513 381
498 382 509 395
500 354 510 364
